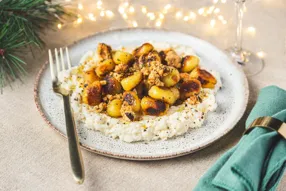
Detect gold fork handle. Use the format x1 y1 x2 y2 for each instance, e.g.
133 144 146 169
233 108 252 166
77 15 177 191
62 95 85 184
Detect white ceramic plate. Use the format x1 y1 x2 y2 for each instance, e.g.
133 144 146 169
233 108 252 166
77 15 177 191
34 28 248 160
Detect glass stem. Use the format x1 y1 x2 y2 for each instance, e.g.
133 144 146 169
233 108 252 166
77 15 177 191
235 0 245 52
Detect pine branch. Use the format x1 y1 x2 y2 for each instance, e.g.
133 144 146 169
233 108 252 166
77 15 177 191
0 21 29 92
0 0 75 92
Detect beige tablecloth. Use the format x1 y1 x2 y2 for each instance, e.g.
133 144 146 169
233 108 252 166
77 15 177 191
1 0 285 190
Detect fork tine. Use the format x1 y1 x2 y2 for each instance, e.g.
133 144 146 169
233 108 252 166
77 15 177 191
55 48 61 73
60 48 65 70
48 49 55 80
65 47 72 69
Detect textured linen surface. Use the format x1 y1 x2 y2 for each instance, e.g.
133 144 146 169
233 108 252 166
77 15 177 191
0 0 286 190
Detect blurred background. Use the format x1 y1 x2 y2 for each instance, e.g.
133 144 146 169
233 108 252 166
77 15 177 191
46 0 285 60
1 1 285 190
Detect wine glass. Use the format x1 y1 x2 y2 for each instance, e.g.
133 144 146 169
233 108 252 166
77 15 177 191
226 0 263 76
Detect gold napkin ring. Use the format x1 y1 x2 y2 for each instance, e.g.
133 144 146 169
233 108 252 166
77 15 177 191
244 116 286 139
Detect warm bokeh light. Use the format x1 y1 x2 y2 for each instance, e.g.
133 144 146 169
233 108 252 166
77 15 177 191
163 4 172 14
123 13 128 19
77 17 83 24
198 8 205 15
97 0 103 9
57 23 62 29
88 13 94 18
214 8 220 14
218 15 224 20
175 11 183 19
118 7 125 14
132 21 138 27
207 6 215 14
164 4 171 10
88 13 96 21
66 2 228 30
247 26 256 33
129 6 135 13
183 16 189 21
105 10 114 18
141 6 147 14
97 1 103 6
78 3 83 10
210 19 216 27
189 12 197 20
257 51 265 58
100 11 105 17
147 12 156 20
155 20 162 27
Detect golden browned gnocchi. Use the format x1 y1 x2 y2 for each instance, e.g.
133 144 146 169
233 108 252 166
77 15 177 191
112 50 134 65
141 96 169 116
123 91 141 112
190 67 217 89
148 86 179 105
162 67 180 87
76 42 219 122
97 43 112 60
181 55 199 72
121 71 142 91
179 79 202 100
133 43 154 57
107 99 123 117
102 76 122 95
95 59 115 77
83 68 99 84
82 81 102 106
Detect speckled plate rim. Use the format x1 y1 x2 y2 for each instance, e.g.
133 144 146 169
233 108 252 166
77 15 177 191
34 27 249 161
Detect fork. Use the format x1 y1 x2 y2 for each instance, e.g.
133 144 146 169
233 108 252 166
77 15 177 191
49 48 85 184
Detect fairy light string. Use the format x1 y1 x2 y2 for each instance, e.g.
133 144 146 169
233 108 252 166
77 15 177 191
58 0 230 29
57 0 265 57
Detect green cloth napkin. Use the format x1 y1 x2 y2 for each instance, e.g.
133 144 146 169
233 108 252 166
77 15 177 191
194 86 286 191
